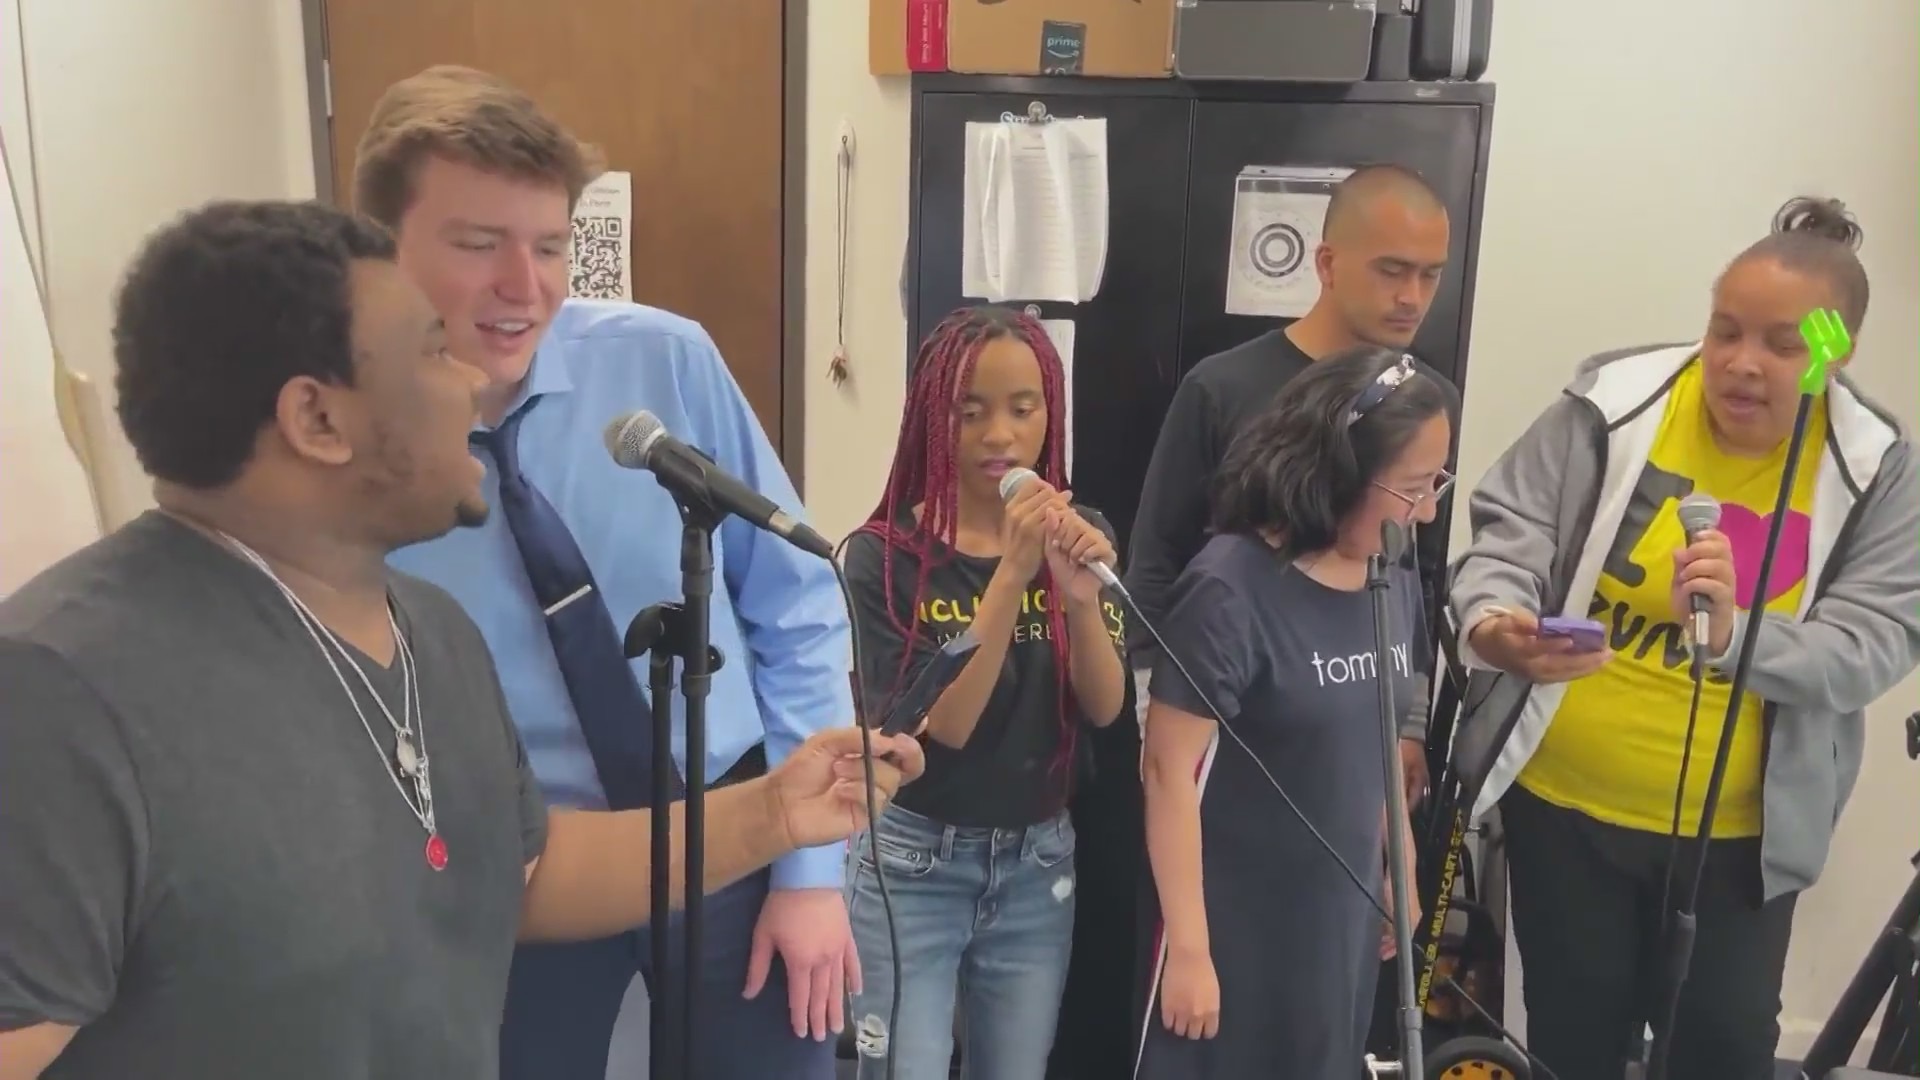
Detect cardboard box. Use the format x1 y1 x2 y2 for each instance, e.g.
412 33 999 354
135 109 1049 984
870 0 1176 78
950 0 1176 77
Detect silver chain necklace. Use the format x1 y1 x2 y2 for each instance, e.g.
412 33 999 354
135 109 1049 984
219 531 449 872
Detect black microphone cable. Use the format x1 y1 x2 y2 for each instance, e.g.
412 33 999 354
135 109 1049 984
1121 565 1564 1080
1646 381 1829 1080
1651 637 1712 999
1655 493 1726 954
832 533 903 1080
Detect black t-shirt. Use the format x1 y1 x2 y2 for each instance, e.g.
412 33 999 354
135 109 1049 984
843 508 1127 828
1123 327 1462 666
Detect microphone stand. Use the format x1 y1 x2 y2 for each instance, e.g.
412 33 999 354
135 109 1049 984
622 495 727 1080
1645 325 1841 1080
1799 712 1920 1078
1369 522 1423 1079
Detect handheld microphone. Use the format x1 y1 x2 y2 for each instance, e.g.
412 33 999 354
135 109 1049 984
996 466 1124 594
1675 492 1723 655
1379 518 1408 564
603 411 834 560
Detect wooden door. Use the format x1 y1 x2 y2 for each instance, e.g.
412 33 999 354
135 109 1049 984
316 0 793 460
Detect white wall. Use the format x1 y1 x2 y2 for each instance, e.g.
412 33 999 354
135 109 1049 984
0 0 96 593
2 0 1912 1062
805 12 913 535
7 0 315 531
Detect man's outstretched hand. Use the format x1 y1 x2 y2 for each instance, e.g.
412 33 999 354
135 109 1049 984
767 728 925 850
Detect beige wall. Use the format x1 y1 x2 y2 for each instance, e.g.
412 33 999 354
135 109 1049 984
4 0 315 532
3 0 1915 1061
0 0 95 593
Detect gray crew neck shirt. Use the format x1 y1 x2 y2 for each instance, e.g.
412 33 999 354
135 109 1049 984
0 512 548 1079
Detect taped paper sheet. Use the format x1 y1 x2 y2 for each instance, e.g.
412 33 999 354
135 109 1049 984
1224 165 1352 319
1037 316 1076 477
570 170 633 301
962 118 1109 303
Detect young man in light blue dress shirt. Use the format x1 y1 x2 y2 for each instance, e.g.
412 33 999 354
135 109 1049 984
358 66 855 1080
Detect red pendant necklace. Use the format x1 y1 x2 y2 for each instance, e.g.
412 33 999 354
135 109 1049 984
219 531 449 872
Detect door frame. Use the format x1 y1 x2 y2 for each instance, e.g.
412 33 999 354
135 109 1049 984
298 0 811 492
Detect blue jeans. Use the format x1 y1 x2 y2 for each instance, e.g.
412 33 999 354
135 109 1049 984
845 805 1077 1080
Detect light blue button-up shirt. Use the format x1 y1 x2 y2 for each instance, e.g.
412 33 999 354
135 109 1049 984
390 299 852 890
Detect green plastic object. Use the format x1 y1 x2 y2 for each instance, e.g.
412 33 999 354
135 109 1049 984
1797 308 1849 396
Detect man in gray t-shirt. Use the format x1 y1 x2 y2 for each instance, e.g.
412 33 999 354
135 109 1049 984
1 514 546 1078
0 201 922 1080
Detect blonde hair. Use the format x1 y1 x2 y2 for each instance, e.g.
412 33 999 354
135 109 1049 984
351 65 604 228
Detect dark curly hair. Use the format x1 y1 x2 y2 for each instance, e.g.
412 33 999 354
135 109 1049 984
1211 346 1449 556
113 200 397 489
1728 195 1871 334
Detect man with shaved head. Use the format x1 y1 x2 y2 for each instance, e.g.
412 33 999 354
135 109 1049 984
1124 163 1461 796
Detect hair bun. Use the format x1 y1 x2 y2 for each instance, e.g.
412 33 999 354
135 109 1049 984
1772 196 1864 251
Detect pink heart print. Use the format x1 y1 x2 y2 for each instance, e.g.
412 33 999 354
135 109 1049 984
1715 502 1811 609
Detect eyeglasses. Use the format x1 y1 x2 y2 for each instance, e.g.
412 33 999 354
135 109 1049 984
1347 354 1419 427
1372 469 1456 519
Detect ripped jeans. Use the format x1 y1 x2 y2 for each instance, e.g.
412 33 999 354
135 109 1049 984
845 804 1076 1080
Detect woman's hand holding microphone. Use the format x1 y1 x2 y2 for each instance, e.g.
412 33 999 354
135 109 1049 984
1002 476 1115 607
1671 528 1738 658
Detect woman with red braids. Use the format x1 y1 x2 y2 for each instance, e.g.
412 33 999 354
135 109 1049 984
840 305 1128 1079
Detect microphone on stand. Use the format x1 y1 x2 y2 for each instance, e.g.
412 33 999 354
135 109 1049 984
1675 492 1723 663
1645 309 1851 1080
604 410 834 560
997 466 1131 598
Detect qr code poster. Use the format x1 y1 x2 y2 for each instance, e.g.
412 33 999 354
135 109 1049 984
570 170 633 301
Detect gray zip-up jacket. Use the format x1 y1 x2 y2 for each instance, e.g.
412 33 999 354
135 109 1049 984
1448 343 1920 899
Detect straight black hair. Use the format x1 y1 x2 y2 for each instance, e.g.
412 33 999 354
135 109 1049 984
1211 346 1449 556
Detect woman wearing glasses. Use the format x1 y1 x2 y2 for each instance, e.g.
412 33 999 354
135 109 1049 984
1133 347 1453 1080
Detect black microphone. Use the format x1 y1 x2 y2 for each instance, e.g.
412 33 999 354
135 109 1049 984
603 410 834 560
1676 492 1723 654
1380 518 1408 564
997 466 1125 594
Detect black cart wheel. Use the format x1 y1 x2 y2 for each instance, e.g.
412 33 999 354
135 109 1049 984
1425 1035 1531 1079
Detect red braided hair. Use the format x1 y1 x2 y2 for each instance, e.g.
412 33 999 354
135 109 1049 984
855 305 1079 783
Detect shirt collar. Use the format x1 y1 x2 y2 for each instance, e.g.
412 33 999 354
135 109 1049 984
479 328 574 431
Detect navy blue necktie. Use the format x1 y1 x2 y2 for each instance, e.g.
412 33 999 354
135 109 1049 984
472 401 682 809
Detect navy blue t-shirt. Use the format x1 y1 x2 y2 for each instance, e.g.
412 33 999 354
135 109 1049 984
1138 531 1420 1078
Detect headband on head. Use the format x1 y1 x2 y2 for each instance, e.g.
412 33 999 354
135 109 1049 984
1346 354 1418 426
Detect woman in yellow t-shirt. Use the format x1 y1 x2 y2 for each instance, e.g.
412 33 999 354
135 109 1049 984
1449 197 1920 1080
